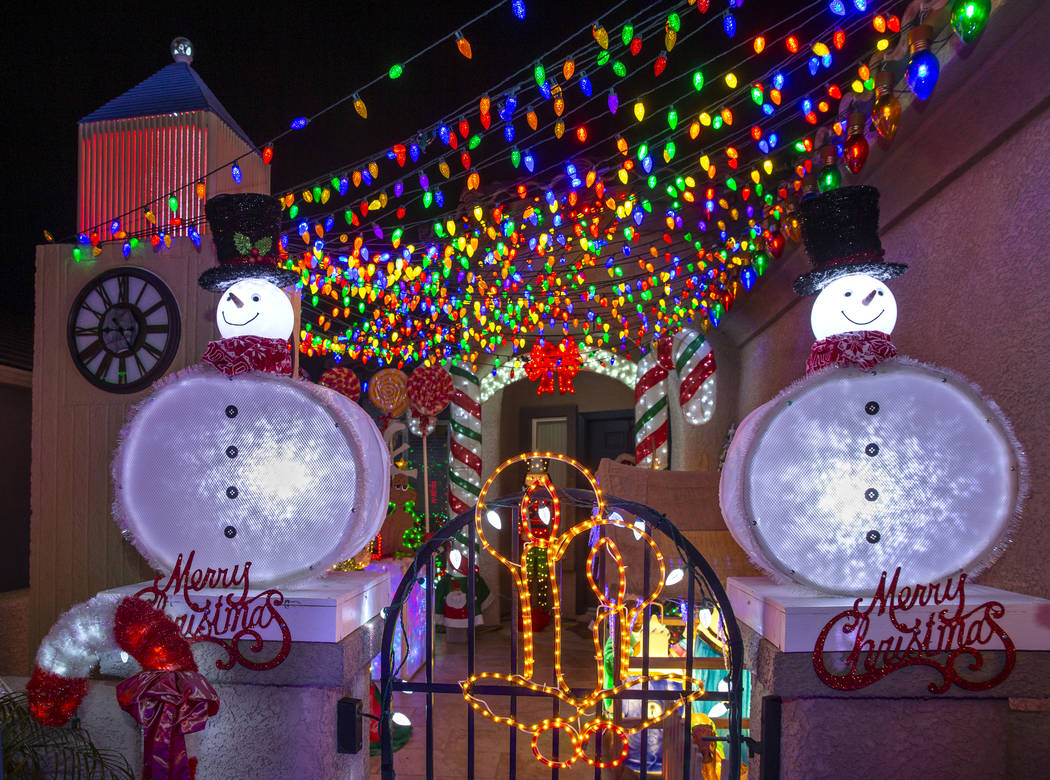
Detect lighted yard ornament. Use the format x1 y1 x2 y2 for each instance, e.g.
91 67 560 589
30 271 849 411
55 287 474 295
634 329 716 468
461 453 705 769
27 595 219 779
720 185 1026 594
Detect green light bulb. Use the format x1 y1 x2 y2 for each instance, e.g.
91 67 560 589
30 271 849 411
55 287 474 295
818 164 842 192
950 0 990 43
388 63 404 79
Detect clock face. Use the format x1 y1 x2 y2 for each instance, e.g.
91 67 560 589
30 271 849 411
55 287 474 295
67 267 181 393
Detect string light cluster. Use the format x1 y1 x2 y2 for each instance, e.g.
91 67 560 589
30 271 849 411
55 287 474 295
463 451 706 769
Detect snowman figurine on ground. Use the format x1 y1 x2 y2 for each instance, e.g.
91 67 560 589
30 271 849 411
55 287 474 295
720 185 1025 594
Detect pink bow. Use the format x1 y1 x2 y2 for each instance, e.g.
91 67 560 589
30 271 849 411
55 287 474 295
117 671 220 780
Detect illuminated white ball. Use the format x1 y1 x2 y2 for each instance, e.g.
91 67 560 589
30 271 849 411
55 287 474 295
216 278 294 340
810 274 897 340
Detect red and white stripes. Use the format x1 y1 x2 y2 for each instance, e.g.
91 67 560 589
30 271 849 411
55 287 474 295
448 363 483 516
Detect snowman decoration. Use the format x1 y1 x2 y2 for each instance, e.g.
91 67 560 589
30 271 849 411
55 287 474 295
109 193 390 586
28 194 389 754
720 186 1025 594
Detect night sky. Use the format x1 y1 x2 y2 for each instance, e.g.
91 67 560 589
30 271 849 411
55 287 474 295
6 0 650 317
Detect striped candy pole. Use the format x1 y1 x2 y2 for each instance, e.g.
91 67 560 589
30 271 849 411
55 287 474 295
673 328 717 425
634 334 675 469
448 363 483 516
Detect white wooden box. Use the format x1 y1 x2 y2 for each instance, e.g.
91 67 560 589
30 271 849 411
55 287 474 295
103 569 389 644
727 576 1050 653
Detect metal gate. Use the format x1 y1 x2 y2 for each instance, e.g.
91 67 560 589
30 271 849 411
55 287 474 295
378 488 744 779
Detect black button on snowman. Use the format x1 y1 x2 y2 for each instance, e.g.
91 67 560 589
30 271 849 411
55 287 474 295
113 194 389 588
720 186 1025 595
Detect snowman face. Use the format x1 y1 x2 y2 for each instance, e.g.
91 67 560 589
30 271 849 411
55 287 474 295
216 278 293 340
810 274 897 340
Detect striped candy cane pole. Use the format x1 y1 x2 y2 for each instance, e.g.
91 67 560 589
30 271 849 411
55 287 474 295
634 335 675 469
448 363 483 516
673 328 717 424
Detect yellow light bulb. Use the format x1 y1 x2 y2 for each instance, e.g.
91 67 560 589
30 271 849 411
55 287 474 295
633 101 645 121
725 72 738 88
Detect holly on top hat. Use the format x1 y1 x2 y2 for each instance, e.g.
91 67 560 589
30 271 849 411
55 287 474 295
792 185 907 296
198 193 300 291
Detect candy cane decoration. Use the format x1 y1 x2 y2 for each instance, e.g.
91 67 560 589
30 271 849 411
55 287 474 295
448 362 483 515
672 328 717 425
27 595 209 727
634 335 675 469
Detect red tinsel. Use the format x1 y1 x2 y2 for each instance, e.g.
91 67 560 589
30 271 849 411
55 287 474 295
524 339 581 395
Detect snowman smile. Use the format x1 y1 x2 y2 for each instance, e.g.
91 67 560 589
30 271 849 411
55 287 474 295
841 309 884 326
222 311 260 327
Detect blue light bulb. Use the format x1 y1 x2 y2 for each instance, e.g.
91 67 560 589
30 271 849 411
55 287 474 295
907 49 940 100
723 12 736 37
231 163 242 183
511 0 526 21
504 124 515 143
829 0 846 15
579 73 592 97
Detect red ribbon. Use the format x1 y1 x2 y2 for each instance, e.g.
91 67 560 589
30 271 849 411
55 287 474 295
117 671 220 780
201 335 292 377
806 330 897 375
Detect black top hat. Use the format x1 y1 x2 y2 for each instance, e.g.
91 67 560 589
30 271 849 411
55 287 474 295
198 193 301 291
792 185 907 296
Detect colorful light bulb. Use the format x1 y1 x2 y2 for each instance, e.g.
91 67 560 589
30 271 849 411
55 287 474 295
950 0 990 43
579 72 592 97
231 163 242 183
871 71 901 140
388 63 403 79
511 0 526 21
456 32 472 59
817 145 841 192
906 25 940 100
633 100 644 121
608 90 619 114
842 112 869 174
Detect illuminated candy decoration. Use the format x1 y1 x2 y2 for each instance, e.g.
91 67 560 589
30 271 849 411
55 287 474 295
448 363 483 516
406 364 453 417
634 334 674 469
319 366 362 402
369 368 410 417
463 452 705 769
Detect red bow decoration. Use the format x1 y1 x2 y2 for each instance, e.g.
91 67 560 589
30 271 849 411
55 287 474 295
201 335 292 377
806 330 897 375
117 671 220 780
524 339 581 395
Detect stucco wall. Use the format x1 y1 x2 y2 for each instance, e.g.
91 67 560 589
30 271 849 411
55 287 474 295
709 0 1050 598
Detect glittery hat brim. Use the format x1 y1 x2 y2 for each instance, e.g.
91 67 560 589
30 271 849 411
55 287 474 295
793 261 908 296
198 263 301 292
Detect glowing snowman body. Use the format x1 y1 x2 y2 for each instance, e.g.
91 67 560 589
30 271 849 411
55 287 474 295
720 358 1021 593
113 270 389 588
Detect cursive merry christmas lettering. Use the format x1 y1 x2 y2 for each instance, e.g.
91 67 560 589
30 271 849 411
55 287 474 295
813 567 1015 693
135 550 291 671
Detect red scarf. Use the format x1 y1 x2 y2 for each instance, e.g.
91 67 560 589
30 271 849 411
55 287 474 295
201 336 292 377
806 330 897 375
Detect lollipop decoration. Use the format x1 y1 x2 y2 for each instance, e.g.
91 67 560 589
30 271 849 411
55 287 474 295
406 365 454 532
368 368 410 425
320 366 362 402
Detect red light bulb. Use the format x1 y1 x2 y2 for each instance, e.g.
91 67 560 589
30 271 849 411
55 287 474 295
843 112 869 174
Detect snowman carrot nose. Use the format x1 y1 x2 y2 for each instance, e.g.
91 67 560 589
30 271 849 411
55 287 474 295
226 291 244 308
862 289 877 306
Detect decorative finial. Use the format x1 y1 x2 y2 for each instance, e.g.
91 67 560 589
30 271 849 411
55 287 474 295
171 37 194 64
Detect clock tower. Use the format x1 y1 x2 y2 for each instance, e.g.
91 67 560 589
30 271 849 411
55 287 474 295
29 41 270 649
